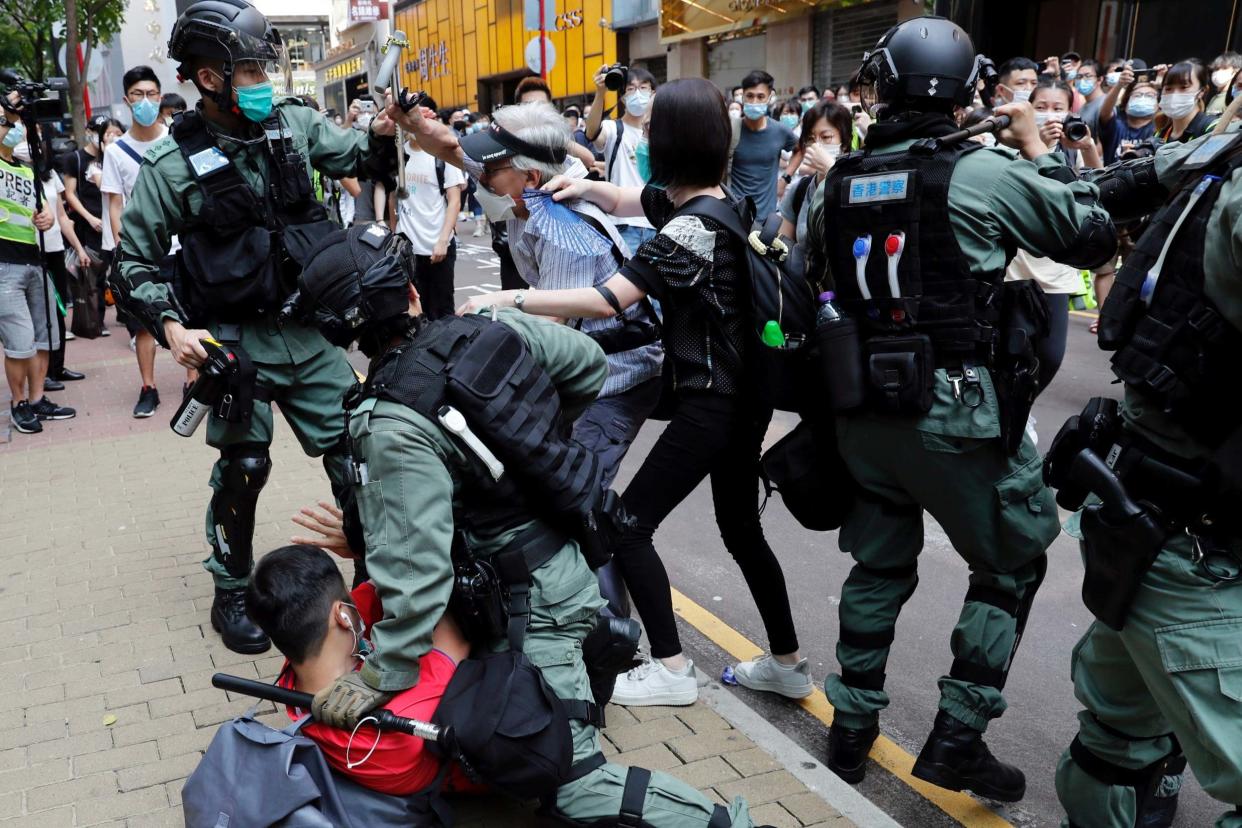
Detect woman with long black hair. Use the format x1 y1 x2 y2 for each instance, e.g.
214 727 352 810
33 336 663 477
458 78 808 707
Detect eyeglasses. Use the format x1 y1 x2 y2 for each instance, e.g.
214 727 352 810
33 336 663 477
480 163 514 181
127 90 162 101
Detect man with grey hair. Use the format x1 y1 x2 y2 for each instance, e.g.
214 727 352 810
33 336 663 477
413 102 663 617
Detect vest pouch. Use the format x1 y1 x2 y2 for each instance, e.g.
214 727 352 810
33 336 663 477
448 535 509 646
212 344 258 424
1078 503 1166 630
814 316 865 413
865 333 935 414
754 339 811 413
181 225 284 319
575 488 632 571
1097 273 1144 351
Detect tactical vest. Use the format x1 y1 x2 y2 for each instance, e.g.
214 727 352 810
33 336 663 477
171 109 327 323
355 314 615 566
1098 132 1242 448
820 140 1002 363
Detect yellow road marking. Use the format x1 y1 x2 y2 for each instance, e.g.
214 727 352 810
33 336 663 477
670 587 1014 828
1068 309 1098 319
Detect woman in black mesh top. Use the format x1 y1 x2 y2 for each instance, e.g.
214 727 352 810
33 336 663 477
457 78 809 708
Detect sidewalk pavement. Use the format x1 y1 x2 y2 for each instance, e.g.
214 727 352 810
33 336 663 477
0 317 857 827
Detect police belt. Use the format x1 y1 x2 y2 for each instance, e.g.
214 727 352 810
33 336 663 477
1110 429 1238 537
487 521 570 651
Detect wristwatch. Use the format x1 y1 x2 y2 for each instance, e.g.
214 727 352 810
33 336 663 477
513 291 527 311
781 173 793 183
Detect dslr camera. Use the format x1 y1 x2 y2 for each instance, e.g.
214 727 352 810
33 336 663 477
1062 114 1089 143
602 63 629 92
0 68 68 108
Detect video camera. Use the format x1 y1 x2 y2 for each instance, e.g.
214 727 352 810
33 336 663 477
0 68 68 111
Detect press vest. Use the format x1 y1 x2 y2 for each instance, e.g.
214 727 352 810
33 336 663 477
820 140 1003 363
170 109 327 322
1098 133 1242 448
0 156 37 248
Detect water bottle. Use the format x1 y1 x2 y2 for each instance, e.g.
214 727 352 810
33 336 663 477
814 291 865 412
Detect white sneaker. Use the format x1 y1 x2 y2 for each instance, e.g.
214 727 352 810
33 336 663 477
64 331 76 340
472 224 485 238
610 657 698 707
733 654 814 699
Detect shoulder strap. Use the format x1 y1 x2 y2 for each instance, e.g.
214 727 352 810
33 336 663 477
606 118 625 183
676 194 749 242
115 138 144 166
435 157 446 199
573 208 625 267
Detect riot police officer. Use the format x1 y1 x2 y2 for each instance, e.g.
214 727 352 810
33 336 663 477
287 222 760 828
1043 121 1242 827
115 0 396 653
805 17 1116 799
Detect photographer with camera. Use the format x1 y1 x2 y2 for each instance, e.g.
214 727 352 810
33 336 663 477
1099 61 1159 164
585 63 660 252
0 88 72 434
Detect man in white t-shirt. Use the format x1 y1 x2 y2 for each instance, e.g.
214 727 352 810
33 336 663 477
101 65 178 419
395 117 466 320
584 66 658 254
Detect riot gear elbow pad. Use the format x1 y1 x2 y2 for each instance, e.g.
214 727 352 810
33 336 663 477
1080 158 1167 224
1055 212 1118 271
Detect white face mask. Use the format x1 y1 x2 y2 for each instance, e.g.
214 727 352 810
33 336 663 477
624 90 651 117
1160 91 1199 119
474 181 519 222
1213 69 1235 89
822 142 841 158
1034 111 1065 128
1011 88 1032 104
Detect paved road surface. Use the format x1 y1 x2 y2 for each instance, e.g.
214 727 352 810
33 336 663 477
447 236 1218 827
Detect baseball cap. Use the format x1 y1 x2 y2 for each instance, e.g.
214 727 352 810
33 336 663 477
459 120 567 166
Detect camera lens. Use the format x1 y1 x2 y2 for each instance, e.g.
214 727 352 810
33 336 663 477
1063 117 1088 143
604 65 628 92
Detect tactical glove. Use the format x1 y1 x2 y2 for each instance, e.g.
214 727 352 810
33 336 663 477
311 671 394 730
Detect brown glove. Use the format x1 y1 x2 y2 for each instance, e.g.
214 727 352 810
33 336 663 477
311 671 394 730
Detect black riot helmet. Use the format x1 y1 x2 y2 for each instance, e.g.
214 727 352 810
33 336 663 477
286 223 416 355
857 16 983 114
169 0 283 112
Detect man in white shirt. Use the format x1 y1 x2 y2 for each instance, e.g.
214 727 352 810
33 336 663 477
101 65 175 418
585 66 659 253
395 104 466 320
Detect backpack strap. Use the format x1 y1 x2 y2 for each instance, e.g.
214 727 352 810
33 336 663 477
561 698 606 729
114 137 144 167
606 118 625 183
792 174 816 219
435 157 446 200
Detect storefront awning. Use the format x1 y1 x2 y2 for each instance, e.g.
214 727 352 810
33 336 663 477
659 0 867 44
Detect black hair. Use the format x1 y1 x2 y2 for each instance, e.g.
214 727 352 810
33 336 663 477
798 85 820 98
798 100 853 152
245 545 350 664
740 70 774 93
90 116 125 144
998 57 1039 83
628 67 657 90
777 97 801 118
1077 59 1101 77
1033 76 1074 107
515 76 553 103
122 65 160 94
1162 59 1211 104
962 106 994 128
648 78 729 190
160 92 187 113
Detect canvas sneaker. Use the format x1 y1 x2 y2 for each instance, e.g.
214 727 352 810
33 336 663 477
610 657 698 707
733 654 815 699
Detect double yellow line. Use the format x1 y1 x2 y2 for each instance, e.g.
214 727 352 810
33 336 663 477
670 587 1013 828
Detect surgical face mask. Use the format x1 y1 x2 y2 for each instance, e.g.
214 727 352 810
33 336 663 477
624 90 651 117
1011 88 1032 104
85 130 99 146
1076 78 1097 96
1064 67 1078 81
733 93 743 104
635 138 652 182
1127 95 1157 118
780 114 799 129
1160 91 1198 119
1 122 25 149
341 603 373 659
1213 69 1235 89
1106 72 1121 86
474 180 519 222
821 141 841 158
236 80 274 122
131 97 160 127
743 102 768 120
1034 111 1065 128
801 100 814 113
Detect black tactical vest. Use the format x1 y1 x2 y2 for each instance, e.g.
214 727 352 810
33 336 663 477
1098 133 1242 447
171 109 328 323
357 314 610 552
820 140 1002 363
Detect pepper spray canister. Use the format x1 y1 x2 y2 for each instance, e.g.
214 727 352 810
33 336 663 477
170 339 240 437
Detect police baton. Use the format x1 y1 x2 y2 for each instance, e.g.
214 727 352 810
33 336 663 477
211 673 447 745
921 114 1013 151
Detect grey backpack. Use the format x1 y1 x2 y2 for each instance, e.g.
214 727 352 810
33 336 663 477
183 711 449 828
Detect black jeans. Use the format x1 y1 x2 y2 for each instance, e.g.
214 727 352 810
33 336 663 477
44 252 68 376
1035 295 1070 394
613 391 799 659
414 240 457 320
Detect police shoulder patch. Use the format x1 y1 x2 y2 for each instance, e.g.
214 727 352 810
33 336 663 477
144 136 179 165
841 171 915 206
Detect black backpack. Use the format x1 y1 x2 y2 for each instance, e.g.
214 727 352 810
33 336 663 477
677 194 818 412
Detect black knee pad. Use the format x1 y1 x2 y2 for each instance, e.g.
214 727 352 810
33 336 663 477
211 445 272 579
583 615 642 708
1069 735 1185 828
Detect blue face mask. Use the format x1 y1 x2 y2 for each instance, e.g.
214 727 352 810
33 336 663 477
1 122 25 149
635 138 652 183
236 80 274 122
1076 78 1096 96
743 102 768 120
1127 95 1157 118
131 97 159 127
779 114 799 129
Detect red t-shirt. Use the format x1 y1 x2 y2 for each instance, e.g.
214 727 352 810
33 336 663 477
278 582 477 796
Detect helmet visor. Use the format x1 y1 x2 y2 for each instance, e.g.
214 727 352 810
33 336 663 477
199 23 283 69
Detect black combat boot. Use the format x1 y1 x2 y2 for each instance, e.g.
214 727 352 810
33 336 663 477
912 711 1025 802
211 586 271 654
827 721 880 784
